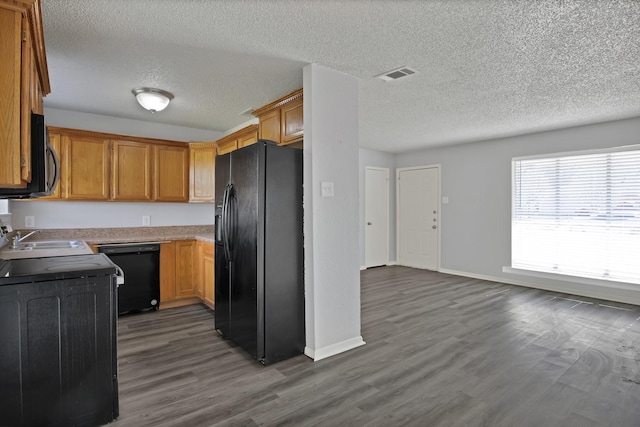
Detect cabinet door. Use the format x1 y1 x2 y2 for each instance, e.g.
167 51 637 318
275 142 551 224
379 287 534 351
39 132 61 199
237 130 258 149
281 97 303 145
112 140 153 201
216 139 238 155
189 145 215 202
175 240 196 297
154 145 189 202
61 135 110 200
259 109 281 143
20 15 33 183
0 8 24 188
201 242 215 309
159 241 176 302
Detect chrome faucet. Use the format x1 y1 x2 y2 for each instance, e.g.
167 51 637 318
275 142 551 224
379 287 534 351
11 230 39 249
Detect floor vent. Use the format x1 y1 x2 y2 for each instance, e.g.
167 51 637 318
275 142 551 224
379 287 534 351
376 66 418 81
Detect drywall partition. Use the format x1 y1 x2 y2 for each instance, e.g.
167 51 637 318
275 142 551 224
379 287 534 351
9 201 213 228
395 116 640 305
359 148 396 268
303 64 364 360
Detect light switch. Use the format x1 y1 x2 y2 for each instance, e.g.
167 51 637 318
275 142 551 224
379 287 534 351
25 216 35 228
321 181 334 197
442 196 449 204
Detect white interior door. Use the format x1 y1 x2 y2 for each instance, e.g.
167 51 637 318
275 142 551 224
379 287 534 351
364 167 389 268
397 166 439 270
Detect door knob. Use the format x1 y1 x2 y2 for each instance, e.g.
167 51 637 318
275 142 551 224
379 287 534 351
432 225 437 229
367 222 372 225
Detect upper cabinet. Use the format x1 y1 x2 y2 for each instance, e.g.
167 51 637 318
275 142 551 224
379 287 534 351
189 142 216 203
112 140 153 201
0 0 50 188
61 133 111 200
252 88 303 146
46 127 190 203
214 124 258 156
154 144 189 202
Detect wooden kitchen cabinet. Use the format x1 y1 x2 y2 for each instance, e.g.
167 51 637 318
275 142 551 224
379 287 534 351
237 127 259 148
160 240 199 305
154 144 189 202
111 140 153 201
160 239 213 308
281 96 303 144
159 241 176 303
0 0 50 188
175 240 197 297
216 139 237 155
199 241 215 309
214 124 258 155
60 134 111 200
252 88 303 146
42 127 191 203
189 142 216 202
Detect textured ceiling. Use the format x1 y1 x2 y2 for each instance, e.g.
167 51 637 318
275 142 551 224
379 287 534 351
41 0 640 153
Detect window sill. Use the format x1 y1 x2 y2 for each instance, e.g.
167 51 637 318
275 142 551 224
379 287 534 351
502 267 640 291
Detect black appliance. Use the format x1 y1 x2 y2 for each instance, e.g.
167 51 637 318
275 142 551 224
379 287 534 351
0 112 60 199
0 254 119 427
98 242 160 314
215 140 304 365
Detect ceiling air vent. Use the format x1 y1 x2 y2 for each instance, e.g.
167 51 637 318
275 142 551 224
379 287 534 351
376 66 418 81
238 107 255 117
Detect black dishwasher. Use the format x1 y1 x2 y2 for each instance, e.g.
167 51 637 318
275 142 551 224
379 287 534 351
98 243 160 315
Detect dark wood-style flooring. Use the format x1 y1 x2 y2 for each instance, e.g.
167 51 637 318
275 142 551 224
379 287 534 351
111 266 640 426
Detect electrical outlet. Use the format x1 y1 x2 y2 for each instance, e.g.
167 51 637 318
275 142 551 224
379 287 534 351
142 216 151 226
25 216 35 228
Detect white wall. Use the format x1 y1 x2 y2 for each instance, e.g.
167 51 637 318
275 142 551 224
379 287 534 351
358 148 396 267
7 109 224 228
9 201 213 228
303 64 364 360
0 200 8 214
395 116 640 304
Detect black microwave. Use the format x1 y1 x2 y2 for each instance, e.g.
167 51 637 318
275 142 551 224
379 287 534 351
0 113 59 199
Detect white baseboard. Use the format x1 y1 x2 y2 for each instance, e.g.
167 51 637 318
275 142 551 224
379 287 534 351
438 268 640 307
361 261 397 271
304 336 366 361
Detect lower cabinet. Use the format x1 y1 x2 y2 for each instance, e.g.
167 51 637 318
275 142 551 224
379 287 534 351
199 241 215 309
159 241 177 302
159 240 207 307
175 240 197 297
0 276 117 427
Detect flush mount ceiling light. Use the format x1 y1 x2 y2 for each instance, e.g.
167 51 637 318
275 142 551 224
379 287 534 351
131 87 174 113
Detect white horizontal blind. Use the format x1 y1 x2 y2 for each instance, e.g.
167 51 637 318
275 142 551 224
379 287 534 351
512 147 640 284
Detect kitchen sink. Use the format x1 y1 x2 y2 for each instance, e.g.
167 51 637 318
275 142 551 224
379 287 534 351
19 240 86 250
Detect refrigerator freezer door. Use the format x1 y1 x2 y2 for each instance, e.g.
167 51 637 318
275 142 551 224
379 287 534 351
214 152 231 336
227 144 262 359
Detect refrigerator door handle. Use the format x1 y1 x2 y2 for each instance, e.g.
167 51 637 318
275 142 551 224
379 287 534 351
214 210 222 244
222 184 233 262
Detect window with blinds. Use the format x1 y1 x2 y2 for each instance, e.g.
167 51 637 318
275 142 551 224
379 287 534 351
512 146 640 284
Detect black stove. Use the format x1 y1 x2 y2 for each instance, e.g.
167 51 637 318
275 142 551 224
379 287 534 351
0 253 117 285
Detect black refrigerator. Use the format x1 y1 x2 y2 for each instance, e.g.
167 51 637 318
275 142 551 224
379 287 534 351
215 140 304 365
